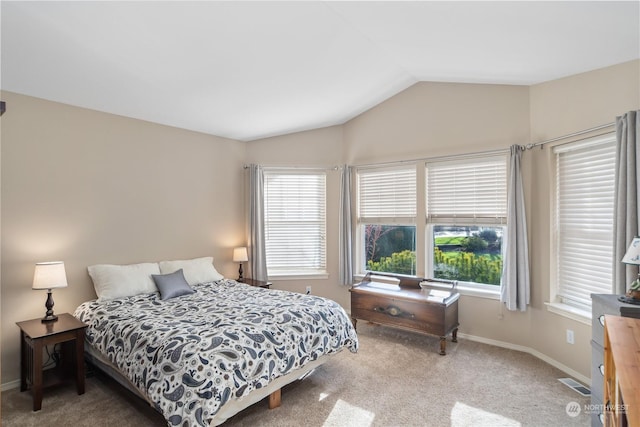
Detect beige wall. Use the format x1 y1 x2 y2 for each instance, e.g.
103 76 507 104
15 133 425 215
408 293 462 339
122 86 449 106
0 92 246 384
526 60 640 377
246 60 640 381
1 60 638 387
530 60 640 141
244 126 348 307
344 81 531 163
343 81 536 361
250 81 537 362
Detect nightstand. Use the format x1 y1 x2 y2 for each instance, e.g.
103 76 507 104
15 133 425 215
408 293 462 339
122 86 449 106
241 278 272 289
16 313 88 411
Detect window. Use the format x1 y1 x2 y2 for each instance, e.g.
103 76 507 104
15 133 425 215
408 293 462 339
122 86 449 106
554 135 616 311
355 155 508 289
263 170 326 276
426 156 507 288
356 165 417 276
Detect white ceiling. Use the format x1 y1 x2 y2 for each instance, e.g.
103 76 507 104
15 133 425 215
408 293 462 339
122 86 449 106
2 1 639 141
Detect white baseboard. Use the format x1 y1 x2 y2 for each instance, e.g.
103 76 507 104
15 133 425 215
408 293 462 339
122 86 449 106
457 332 591 386
2 379 21 392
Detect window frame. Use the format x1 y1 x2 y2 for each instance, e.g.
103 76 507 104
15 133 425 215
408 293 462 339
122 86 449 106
263 169 328 279
353 154 508 292
358 223 418 277
425 222 507 292
425 154 508 290
355 163 418 277
549 133 616 318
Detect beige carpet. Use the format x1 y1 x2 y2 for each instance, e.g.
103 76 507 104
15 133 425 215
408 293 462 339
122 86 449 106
2 322 590 426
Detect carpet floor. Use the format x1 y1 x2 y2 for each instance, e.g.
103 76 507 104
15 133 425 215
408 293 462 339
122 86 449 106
2 322 591 426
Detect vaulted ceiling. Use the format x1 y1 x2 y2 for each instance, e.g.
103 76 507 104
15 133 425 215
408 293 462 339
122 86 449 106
2 1 639 141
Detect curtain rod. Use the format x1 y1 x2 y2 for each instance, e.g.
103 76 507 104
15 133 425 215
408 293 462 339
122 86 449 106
353 147 509 169
243 164 340 171
244 122 616 170
525 122 615 149
355 122 617 169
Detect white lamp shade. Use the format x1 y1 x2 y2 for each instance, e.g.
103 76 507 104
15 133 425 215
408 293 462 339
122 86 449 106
622 237 640 265
233 247 249 263
32 261 68 290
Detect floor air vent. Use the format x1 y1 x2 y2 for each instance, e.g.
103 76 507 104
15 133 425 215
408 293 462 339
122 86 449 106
558 377 591 396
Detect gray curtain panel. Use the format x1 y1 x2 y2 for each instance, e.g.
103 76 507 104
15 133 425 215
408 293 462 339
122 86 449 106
249 164 268 281
613 110 640 294
501 145 531 311
339 165 354 285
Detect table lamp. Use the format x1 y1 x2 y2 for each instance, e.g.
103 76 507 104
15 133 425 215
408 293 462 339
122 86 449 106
621 237 640 301
233 247 249 282
32 261 68 322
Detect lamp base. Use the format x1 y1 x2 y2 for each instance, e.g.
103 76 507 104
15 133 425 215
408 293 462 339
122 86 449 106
238 263 244 282
41 314 58 323
41 289 58 322
618 295 640 305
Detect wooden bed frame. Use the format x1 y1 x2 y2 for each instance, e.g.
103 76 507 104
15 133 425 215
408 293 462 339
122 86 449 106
84 342 331 425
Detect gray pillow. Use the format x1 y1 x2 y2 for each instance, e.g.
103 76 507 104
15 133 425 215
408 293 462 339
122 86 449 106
152 269 195 300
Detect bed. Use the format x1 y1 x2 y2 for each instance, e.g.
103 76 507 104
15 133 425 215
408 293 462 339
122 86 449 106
74 258 358 426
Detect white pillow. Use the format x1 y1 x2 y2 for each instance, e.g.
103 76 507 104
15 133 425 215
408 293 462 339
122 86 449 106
159 257 224 285
88 262 160 302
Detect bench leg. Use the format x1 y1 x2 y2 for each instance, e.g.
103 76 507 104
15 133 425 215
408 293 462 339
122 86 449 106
452 328 458 342
439 337 446 355
351 317 357 331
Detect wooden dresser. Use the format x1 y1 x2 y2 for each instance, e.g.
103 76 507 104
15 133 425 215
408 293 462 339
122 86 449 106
603 315 640 427
591 294 640 426
349 274 459 355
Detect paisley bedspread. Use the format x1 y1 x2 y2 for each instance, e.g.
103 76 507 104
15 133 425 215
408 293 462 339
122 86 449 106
74 279 358 426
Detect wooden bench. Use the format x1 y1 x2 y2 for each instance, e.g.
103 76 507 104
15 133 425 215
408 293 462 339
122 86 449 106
349 274 459 355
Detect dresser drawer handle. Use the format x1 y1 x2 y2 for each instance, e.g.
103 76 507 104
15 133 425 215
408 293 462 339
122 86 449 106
599 315 605 326
598 364 604 376
374 305 415 319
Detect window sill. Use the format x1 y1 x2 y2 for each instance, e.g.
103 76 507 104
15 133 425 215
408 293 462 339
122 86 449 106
545 302 591 325
353 274 501 300
456 284 500 300
268 272 329 281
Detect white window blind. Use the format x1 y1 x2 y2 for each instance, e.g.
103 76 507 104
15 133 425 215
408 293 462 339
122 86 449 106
264 171 326 274
426 156 507 223
357 165 416 222
555 135 616 310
